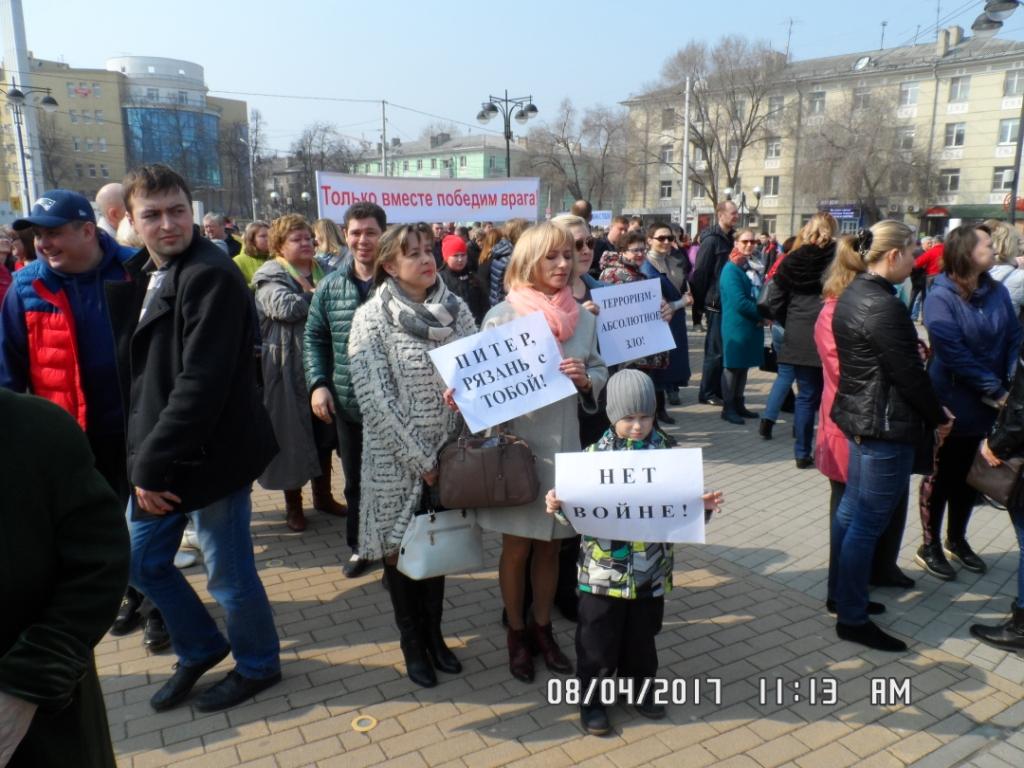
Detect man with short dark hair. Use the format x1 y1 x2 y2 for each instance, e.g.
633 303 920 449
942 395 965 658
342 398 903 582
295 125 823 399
305 201 386 579
691 200 739 405
592 215 628 277
106 164 280 712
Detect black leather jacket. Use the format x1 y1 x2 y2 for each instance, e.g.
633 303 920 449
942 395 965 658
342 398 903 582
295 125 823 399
989 352 1024 459
691 225 734 312
831 273 947 443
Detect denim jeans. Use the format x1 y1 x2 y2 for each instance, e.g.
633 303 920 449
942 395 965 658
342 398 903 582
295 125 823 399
1010 505 1024 610
831 438 915 625
698 310 723 401
128 486 280 679
763 325 793 422
793 365 823 460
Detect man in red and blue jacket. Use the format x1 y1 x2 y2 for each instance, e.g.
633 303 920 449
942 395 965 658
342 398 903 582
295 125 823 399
0 189 169 649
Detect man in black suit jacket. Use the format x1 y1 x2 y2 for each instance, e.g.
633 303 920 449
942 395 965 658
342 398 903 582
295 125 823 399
106 164 280 713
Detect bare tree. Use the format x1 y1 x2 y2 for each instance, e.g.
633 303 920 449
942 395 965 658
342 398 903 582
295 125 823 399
524 98 629 209
36 113 75 189
218 119 252 217
652 36 789 206
417 121 461 142
796 89 937 224
291 122 360 193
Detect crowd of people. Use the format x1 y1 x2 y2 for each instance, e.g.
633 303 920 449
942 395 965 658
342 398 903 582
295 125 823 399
3 167 1024 760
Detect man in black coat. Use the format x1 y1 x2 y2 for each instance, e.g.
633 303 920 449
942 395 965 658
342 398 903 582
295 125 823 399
690 200 738 404
105 164 281 713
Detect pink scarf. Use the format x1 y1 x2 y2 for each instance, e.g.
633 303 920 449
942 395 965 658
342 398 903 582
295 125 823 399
506 285 580 342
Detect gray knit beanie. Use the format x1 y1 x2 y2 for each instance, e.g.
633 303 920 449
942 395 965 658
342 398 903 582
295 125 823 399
605 369 657 425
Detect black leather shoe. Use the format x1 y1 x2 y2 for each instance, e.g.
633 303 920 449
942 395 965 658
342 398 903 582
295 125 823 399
150 646 230 711
826 600 885 615
580 703 611 736
656 409 676 425
870 570 916 589
737 406 758 419
111 594 143 636
795 457 815 469
635 699 667 719
915 543 956 580
970 606 1024 653
721 411 744 425
143 612 172 653
667 389 681 406
699 395 724 406
343 554 368 578
194 669 282 712
945 539 987 574
836 620 907 652
758 419 774 440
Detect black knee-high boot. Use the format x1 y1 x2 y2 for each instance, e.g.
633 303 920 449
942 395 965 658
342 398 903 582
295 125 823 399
419 576 461 674
383 563 437 687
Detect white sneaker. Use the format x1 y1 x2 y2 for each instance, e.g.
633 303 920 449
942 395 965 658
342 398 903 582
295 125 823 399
173 550 197 569
181 528 200 550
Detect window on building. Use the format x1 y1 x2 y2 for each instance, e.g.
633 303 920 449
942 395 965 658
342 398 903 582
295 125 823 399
94 110 103 123
899 81 919 106
442 159 451 169
999 118 1020 145
69 110 78 123
459 155 467 167
760 215 777 235
75 163 83 178
92 83 102 97
81 111 92 124
72 137 81 152
768 95 785 117
765 138 782 158
763 176 780 196
489 156 496 169
808 91 826 115
732 99 747 118
100 164 110 178
693 145 707 163
430 158 437 169
944 122 966 147
1005 70 1024 97
891 170 911 194
727 140 740 162
853 87 871 110
375 162 381 172
896 127 915 150
660 144 674 165
661 108 675 130
416 159 423 170
88 164 96 178
146 87 159 101
98 138 107 152
66 82 75 98
177 91 188 104
85 138 94 152
659 180 673 199
993 166 1016 192
939 168 960 193
691 179 706 198
949 76 970 102
402 160 409 171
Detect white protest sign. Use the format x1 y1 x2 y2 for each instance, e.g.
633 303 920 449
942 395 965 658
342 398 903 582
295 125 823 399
590 279 675 366
315 172 540 224
555 448 705 543
428 312 577 433
591 210 612 229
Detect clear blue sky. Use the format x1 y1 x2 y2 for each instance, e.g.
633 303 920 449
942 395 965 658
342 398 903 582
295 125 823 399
13 0 1024 154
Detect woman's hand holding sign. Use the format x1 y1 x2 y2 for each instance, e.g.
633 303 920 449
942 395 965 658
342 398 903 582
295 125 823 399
560 357 591 391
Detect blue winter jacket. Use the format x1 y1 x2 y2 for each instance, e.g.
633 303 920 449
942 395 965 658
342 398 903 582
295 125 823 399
487 238 514 307
924 272 1022 436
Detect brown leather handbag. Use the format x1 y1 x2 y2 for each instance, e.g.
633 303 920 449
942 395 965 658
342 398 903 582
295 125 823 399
437 426 539 509
966 448 1024 509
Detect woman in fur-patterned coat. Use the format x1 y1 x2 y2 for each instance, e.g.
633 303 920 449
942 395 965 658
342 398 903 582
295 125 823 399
348 224 476 689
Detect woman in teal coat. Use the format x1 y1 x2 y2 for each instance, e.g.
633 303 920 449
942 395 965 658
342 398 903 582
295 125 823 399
719 229 764 424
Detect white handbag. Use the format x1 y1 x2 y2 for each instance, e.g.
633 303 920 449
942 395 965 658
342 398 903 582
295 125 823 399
397 507 484 580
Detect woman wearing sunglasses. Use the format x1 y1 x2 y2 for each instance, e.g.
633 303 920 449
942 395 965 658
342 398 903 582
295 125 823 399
643 224 691 413
719 229 764 424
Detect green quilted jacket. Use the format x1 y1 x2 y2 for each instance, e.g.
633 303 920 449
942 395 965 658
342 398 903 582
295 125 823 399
303 263 371 423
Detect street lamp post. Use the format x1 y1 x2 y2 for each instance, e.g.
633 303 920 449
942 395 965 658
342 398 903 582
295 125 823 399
239 136 257 221
269 190 280 217
724 186 762 228
3 79 59 212
301 191 311 218
476 91 538 178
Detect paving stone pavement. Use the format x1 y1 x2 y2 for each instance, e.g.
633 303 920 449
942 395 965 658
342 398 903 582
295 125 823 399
99 328 1024 768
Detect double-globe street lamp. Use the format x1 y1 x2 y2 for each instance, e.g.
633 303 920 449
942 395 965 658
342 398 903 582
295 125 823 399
476 92 538 178
3 79 59 213
723 185 762 229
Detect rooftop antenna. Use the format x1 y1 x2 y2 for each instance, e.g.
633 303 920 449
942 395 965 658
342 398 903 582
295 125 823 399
914 23 921 44
784 17 796 61
880 20 888 49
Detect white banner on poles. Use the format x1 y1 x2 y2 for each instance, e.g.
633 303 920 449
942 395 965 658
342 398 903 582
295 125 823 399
428 312 577 433
315 172 540 224
590 279 675 366
555 448 705 543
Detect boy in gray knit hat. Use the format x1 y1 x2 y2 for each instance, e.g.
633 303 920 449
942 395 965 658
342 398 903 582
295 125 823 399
545 369 723 736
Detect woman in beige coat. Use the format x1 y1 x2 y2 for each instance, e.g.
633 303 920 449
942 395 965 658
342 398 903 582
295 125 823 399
476 222 608 683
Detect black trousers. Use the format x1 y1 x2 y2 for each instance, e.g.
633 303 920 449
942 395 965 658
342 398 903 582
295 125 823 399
699 310 723 400
576 592 664 697
920 434 981 546
335 417 363 551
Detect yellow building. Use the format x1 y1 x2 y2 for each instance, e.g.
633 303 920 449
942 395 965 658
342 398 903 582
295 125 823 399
623 26 1024 238
1 54 248 218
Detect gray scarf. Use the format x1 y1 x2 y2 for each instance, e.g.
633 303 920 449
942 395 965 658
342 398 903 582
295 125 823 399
379 277 461 342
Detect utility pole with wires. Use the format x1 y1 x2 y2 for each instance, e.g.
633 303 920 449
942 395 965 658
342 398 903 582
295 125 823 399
880 20 888 49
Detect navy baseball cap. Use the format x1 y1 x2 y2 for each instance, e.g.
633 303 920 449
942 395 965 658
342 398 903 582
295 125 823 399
12 189 96 230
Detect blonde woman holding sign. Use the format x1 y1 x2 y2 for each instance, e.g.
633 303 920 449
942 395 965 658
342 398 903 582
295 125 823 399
348 224 477 688
477 221 609 684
